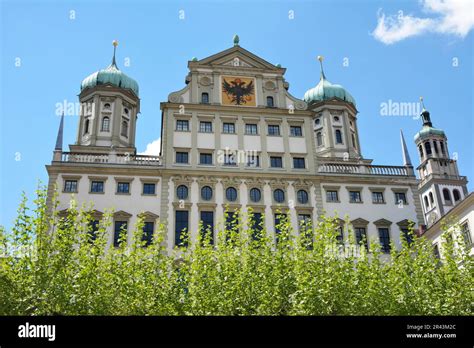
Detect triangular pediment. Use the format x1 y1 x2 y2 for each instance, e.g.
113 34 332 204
351 218 369 225
191 46 284 72
373 218 392 226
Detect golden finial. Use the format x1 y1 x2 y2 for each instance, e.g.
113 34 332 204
111 40 118 66
317 55 326 79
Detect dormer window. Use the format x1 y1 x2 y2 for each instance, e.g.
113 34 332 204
201 93 209 104
266 96 274 107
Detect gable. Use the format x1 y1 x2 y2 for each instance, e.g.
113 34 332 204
190 46 284 72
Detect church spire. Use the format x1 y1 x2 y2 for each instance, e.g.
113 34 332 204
400 129 412 166
55 113 64 151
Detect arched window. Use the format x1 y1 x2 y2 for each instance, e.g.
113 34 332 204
101 117 110 132
351 133 356 148
433 141 438 154
443 188 451 202
425 142 432 155
424 196 429 209
123 108 129 115
249 188 261 203
335 130 343 144
316 132 323 146
333 116 340 122
266 96 274 107
121 120 128 137
176 185 188 200
274 189 285 203
84 118 90 134
297 190 309 204
429 192 434 204
315 118 320 126
201 93 209 104
201 186 213 201
453 189 461 202
439 141 445 155
103 103 111 110
419 145 424 157
226 187 238 202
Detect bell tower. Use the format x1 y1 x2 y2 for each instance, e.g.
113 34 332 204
74 40 140 155
415 97 468 226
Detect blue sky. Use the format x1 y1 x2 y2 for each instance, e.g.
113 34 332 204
1 0 473 229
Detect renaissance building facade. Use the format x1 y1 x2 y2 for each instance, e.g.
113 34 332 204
46 38 471 254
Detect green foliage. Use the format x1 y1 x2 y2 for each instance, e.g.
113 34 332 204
0 187 472 315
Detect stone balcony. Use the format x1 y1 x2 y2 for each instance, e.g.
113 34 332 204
56 151 162 166
318 163 413 176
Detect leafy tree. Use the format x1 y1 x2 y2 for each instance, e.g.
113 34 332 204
0 186 472 315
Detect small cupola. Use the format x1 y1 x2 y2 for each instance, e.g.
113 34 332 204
303 56 356 106
80 40 139 97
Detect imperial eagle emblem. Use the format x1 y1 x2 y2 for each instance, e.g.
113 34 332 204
222 77 255 105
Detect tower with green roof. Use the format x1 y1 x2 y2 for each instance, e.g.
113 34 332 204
74 40 140 154
304 56 361 161
414 97 468 226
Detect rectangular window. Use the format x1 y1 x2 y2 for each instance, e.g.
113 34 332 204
64 180 78 193
246 155 260 168
395 192 407 205
245 124 258 135
349 191 362 203
268 125 280 136
176 120 189 131
378 228 391 253
270 156 283 168
298 214 313 249
114 221 127 247
223 154 237 166
200 211 214 245
355 227 368 250
199 153 213 165
372 191 384 203
336 227 344 245
293 157 305 169
88 220 99 242
225 212 239 241
143 183 156 195
142 221 154 247
175 211 189 247
274 213 287 244
251 213 263 241
222 122 235 134
199 121 212 133
90 181 104 193
326 190 339 202
117 182 130 194
401 228 413 246
176 152 189 164
461 222 472 246
290 125 303 137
